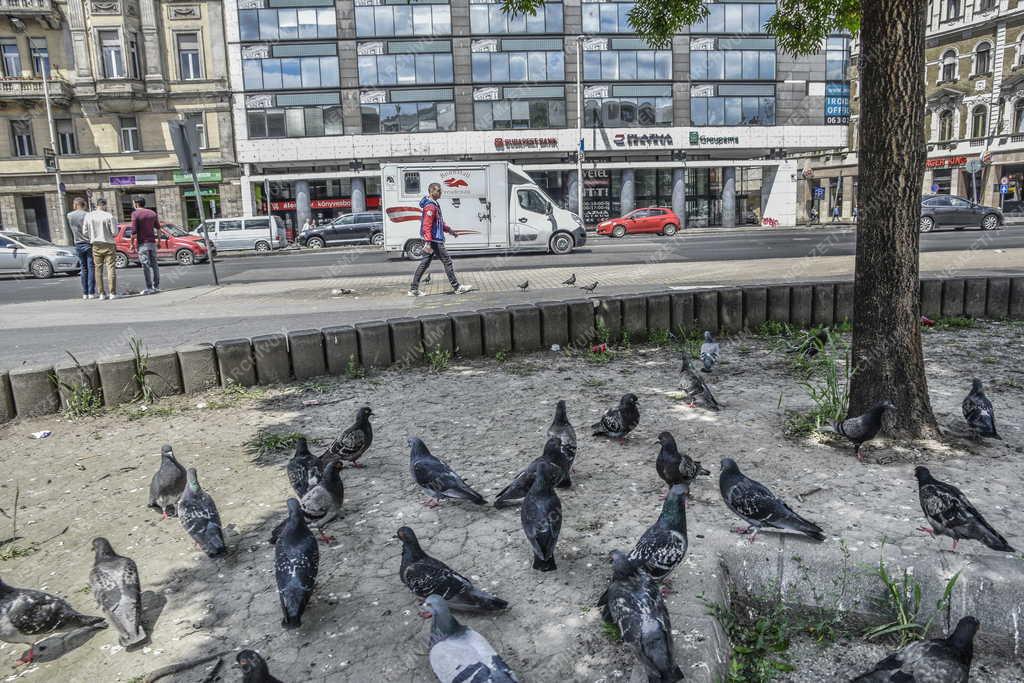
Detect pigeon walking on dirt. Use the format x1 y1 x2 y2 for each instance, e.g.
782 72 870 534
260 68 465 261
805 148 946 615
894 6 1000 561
655 431 709 491
851 615 978 683
494 438 569 509
275 498 319 629
719 458 825 542
419 595 520 683
627 484 689 585
0 579 106 663
699 331 720 373
915 467 1014 553
562 273 576 286
322 406 374 467
237 649 284 683
409 437 486 507
295 459 344 544
13 624 105 665
517 280 529 292
580 281 599 292
287 437 321 498
962 379 1000 440
598 551 683 683
592 393 640 441
397 527 508 611
148 444 186 518
833 401 895 461
521 462 562 572
547 399 577 488
88 538 145 648
679 352 720 411
177 468 227 557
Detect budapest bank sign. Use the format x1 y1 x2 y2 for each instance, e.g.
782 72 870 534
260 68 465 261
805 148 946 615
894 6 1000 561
269 197 381 211
493 136 559 151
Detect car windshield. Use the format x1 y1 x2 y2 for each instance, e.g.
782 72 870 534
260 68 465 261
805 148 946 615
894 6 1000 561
162 224 188 237
4 233 53 247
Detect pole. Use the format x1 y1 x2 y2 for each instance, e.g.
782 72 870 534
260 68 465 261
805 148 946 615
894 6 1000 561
575 35 584 222
192 172 219 285
40 59 68 243
972 170 977 203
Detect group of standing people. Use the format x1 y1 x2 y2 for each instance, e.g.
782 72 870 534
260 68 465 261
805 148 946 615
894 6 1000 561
67 196 162 300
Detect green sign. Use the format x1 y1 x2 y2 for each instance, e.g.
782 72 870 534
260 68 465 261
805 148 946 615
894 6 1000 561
688 131 740 145
173 169 222 184
183 188 219 198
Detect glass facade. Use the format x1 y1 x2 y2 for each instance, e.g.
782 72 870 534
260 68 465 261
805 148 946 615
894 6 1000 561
690 3 775 33
583 45 672 80
584 84 672 126
471 39 564 82
470 1 562 34
582 2 636 33
691 84 775 125
242 43 340 90
474 86 566 129
361 88 456 133
354 1 451 38
357 41 454 85
239 5 337 41
690 39 776 80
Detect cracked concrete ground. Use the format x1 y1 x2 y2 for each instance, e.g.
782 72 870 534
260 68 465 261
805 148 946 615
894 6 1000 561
0 321 1022 682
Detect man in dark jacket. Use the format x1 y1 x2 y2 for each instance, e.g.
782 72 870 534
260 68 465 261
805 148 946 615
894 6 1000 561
408 182 475 296
131 197 161 294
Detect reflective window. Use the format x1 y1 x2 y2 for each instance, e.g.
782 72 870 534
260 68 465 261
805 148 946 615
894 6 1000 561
938 110 954 140
474 98 566 129
691 49 774 80
243 55 340 90
941 50 957 81
355 4 450 37
471 2 562 34
239 8 337 41
690 3 775 33
361 100 455 133
358 53 453 85
472 51 564 82
691 95 774 125
247 105 344 138
974 42 991 75
10 120 34 157
583 50 671 80
584 96 672 126
581 2 635 33
825 36 849 81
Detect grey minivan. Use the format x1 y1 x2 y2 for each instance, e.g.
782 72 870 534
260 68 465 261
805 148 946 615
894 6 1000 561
920 195 1003 232
193 216 286 253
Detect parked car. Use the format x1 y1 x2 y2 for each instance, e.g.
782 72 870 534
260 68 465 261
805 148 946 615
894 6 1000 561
192 216 286 253
596 207 681 237
300 211 384 248
920 195 1003 232
114 222 213 269
0 231 80 279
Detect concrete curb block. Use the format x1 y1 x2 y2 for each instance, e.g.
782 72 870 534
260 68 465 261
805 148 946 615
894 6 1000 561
450 312 483 358
53 360 100 409
322 325 359 376
481 308 512 356
147 350 184 398
645 293 670 334
537 301 569 348
287 330 327 380
920 280 943 320
986 278 1010 319
718 288 743 334
695 290 718 333
177 344 219 394
252 334 291 385
95 355 137 407
742 287 767 331
356 321 392 370
420 315 454 357
215 339 256 388
964 278 988 319
620 294 648 340
389 317 424 367
1010 277 1024 319
835 282 854 323
508 304 542 353
942 278 965 317
813 284 835 326
670 292 695 335
0 372 13 423
595 297 622 342
566 299 595 347
790 285 813 328
768 285 791 325
9 366 59 417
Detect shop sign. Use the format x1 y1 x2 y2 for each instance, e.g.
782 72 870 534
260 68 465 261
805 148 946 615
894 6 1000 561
358 42 384 56
109 174 158 186
246 94 274 109
690 38 715 51
240 45 269 60
173 170 222 184
584 85 609 98
613 133 673 147
493 136 559 151
473 87 499 101
360 90 387 104
825 82 850 125
582 169 611 227
270 197 382 211
184 188 219 198
925 156 967 169
472 39 498 53
583 38 608 51
687 132 740 145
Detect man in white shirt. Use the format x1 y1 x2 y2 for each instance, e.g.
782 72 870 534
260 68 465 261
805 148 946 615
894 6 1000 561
83 198 118 300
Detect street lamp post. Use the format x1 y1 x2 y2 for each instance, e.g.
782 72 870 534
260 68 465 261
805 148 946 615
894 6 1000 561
575 35 585 221
40 59 68 242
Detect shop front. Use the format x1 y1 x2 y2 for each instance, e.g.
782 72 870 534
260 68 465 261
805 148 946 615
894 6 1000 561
175 170 225 229
256 177 383 233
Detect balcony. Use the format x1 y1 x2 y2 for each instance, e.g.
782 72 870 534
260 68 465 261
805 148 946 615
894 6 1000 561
0 77 72 103
0 0 52 12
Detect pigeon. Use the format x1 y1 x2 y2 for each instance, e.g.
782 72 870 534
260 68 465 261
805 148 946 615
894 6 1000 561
517 280 529 292
14 624 105 665
719 458 825 542
788 328 830 358
409 437 486 507
547 399 578 488
177 468 227 558
562 273 576 286
851 615 978 683
915 466 1014 552
322 406 374 467
88 538 145 648
148 444 186 518
287 437 321 498
419 595 520 683
699 330 720 372
655 431 709 490
580 281 599 292
397 527 508 611
679 351 720 410
493 438 570 509
591 393 640 441
962 379 999 440
293 458 344 544
275 498 319 629
237 649 284 683
520 462 562 572
0 579 106 663
627 484 689 584
833 401 895 461
598 551 683 683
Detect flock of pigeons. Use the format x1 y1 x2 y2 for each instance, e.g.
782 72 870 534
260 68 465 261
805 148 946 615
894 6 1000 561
0 333 1010 682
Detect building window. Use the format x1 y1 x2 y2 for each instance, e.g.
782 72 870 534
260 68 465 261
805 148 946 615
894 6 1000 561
247 104 344 138
29 38 48 76
185 112 207 148
691 39 776 80
355 2 451 38
690 84 775 125
119 116 140 151
940 50 957 82
362 90 456 133
938 110 954 141
0 41 20 77
10 120 34 157
583 44 672 80
242 45 341 90
239 7 337 41
582 2 635 33
473 85 565 129
472 39 564 82
978 0 996 10
585 86 672 126
971 105 987 138
99 30 125 78
944 0 961 21
690 3 775 33
471 1 562 34
1018 35 1024 67
177 33 202 80
357 41 453 86
974 42 991 75
56 118 77 155
129 32 142 79
825 36 849 81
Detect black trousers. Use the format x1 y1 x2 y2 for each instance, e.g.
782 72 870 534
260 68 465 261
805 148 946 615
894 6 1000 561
410 242 459 290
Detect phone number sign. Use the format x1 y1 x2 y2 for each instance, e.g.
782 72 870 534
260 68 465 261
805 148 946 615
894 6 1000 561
825 82 850 125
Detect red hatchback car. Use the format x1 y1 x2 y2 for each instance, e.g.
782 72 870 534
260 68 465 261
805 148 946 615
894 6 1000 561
596 208 681 237
114 222 213 269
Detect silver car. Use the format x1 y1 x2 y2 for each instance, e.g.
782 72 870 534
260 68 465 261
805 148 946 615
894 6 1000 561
0 231 80 279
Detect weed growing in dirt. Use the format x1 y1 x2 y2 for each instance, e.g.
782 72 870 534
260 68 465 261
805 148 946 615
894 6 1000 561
127 336 162 404
582 377 606 387
425 346 451 373
620 329 632 350
494 350 508 363
246 429 306 461
648 328 671 346
704 598 795 681
299 380 328 394
600 621 621 642
756 320 793 338
346 355 365 379
0 544 36 562
595 319 611 345
784 334 852 438
52 353 103 419
124 404 180 421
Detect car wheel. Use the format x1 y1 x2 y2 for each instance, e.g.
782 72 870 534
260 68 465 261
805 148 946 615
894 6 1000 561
307 237 325 249
919 216 934 233
255 241 271 253
662 223 678 236
175 249 196 266
370 232 384 247
115 251 129 269
981 214 999 230
404 239 425 260
549 232 574 255
611 225 627 238
30 258 54 279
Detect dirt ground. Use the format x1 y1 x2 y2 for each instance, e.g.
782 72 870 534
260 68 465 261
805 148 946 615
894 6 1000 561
0 320 1021 682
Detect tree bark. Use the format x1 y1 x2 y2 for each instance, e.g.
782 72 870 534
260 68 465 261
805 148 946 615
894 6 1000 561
849 0 939 438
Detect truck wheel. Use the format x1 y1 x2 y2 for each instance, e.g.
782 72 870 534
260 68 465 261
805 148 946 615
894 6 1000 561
404 239 425 260
549 232 574 255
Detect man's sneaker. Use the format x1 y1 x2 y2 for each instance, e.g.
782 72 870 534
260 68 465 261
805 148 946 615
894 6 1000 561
407 289 425 297
455 285 476 294
152 286 161 293
82 294 89 300
108 293 118 300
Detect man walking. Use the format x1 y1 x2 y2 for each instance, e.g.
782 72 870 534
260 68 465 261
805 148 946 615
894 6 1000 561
131 197 161 294
83 198 118 300
67 197 96 300
408 182 474 297
831 205 841 223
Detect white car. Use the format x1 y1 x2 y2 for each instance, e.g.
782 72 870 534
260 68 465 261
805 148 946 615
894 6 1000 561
0 231 80 279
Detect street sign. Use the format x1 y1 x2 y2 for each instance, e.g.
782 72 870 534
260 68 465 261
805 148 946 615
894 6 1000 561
167 119 203 175
931 183 939 193
813 186 825 199
1001 176 1009 185
43 147 57 173
1000 183 1009 194
965 158 983 174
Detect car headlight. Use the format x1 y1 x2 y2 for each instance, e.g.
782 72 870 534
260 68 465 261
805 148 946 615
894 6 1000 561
55 250 71 257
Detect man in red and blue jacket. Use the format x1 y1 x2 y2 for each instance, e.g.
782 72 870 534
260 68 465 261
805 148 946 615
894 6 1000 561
408 182 475 296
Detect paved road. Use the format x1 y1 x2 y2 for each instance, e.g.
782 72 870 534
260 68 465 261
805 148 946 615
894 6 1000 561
4 224 1024 304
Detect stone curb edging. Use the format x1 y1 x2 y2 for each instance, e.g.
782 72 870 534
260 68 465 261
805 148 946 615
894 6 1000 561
1 275 1021 423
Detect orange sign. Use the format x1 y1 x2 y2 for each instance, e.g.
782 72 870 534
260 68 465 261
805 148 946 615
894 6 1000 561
926 156 967 169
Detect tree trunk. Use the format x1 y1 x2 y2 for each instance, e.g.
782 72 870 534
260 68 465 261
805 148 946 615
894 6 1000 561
849 0 939 438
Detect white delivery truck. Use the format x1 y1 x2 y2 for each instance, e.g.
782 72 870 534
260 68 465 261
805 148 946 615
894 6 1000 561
381 161 587 259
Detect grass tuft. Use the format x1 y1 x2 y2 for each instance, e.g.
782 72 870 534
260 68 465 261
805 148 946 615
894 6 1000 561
425 346 451 373
346 355 365 379
245 429 306 461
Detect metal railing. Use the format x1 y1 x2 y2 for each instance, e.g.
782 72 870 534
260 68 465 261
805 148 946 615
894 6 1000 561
0 77 70 98
0 0 53 12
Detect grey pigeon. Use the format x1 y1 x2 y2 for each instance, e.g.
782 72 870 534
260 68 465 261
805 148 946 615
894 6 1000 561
89 538 145 647
177 468 226 557
419 595 519 682
14 623 105 665
493 438 569 509
520 462 562 572
833 400 894 461
547 399 577 488
287 437 321 498
719 458 825 542
962 379 999 440
294 458 344 544
397 527 508 611
275 498 319 629
237 649 284 683
148 444 186 518
0 578 105 663
680 351 719 410
322 406 374 467
788 328 830 358
592 393 640 440
851 615 978 682
598 551 683 683
655 431 709 490
409 437 486 507
517 280 529 292
627 484 689 584
580 281 598 292
915 466 1013 552
699 330 720 373
562 273 576 286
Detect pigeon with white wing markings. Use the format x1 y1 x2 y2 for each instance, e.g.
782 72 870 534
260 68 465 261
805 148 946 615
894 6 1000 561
419 595 520 683
547 399 577 488
833 401 894 461
177 468 227 558
851 615 978 683
274 459 344 544
679 352 719 411
287 437 321 498
655 431 709 491
699 330 720 373
962 379 999 440
397 527 508 611
148 444 186 518
627 483 689 585
719 458 824 542
409 437 486 507
275 498 319 630
0 579 106 664
322 406 374 467
592 393 640 440
493 438 569 509
520 462 562 572
915 467 1014 552
89 538 145 648
237 649 284 683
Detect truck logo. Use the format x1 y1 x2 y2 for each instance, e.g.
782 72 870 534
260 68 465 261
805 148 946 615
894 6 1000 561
443 178 469 188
